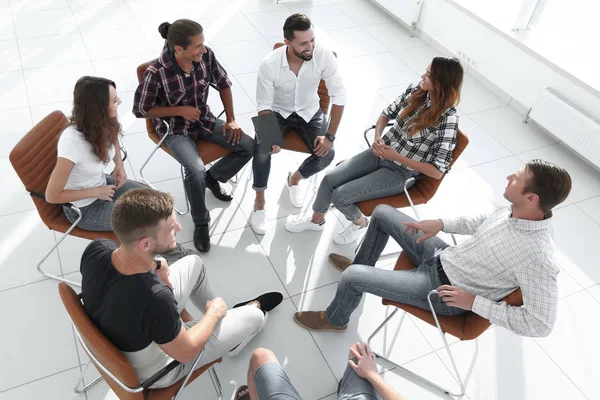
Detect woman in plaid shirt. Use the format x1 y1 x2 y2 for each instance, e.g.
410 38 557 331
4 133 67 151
286 56 464 245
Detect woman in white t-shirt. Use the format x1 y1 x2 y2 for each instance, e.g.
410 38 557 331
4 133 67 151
46 76 197 263
46 76 147 231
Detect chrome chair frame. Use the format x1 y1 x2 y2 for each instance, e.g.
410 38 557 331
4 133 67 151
360 123 466 395
32 147 129 288
70 303 223 399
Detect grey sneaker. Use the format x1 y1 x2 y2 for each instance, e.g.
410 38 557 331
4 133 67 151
159 243 199 265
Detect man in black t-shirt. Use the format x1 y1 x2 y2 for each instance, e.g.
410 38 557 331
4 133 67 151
81 188 283 388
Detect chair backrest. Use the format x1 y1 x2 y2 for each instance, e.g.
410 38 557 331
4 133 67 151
9 111 70 228
389 251 523 340
415 128 469 201
136 61 161 138
58 283 144 400
273 42 333 114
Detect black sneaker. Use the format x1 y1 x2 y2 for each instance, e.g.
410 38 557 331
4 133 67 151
206 171 233 202
194 224 210 252
233 292 284 315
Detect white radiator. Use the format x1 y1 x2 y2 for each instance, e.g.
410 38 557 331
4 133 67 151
371 0 423 33
530 88 600 168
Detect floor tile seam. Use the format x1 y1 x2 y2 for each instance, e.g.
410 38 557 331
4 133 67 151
238 4 293 17
459 112 514 155
0 364 82 395
512 142 565 158
452 153 518 171
385 49 425 77
6 0 37 126
570 198 600 222
307 328 344 385
531 336 591 400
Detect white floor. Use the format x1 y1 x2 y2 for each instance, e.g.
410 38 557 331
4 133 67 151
1 0 599 399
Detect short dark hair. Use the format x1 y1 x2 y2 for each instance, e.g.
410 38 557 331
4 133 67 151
523 159 572 214
158 19 203 50
283 13 312 41
111 188 175 245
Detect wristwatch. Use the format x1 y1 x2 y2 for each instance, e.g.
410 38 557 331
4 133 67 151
154 257 162 271
324 133 336 142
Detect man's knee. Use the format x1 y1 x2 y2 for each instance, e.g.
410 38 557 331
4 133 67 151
185 161 206 179
320 147 335 167
250 348 279 372
339 265 363 288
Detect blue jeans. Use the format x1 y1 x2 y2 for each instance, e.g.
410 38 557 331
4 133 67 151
312 149 420 221
325 205 466 328
63 175 147 231
164 119 258 225
252 110 334 191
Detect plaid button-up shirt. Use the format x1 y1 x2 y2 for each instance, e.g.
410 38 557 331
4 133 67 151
440 207 559 337
133 44 232 139
381 83 458 174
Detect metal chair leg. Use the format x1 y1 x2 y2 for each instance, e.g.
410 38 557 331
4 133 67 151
73 360 104 393
367 301 467 397
38 207 82 287
208 366 223 400
139 130 189 216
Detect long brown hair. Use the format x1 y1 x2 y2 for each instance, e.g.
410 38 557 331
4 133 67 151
70 76 121 162
400 56 463 136
158 19 203 50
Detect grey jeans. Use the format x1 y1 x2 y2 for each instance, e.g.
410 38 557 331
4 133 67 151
252 110 334 191
313 149 420 222
163 119 257 225
325 205 466 328
63 175 147 231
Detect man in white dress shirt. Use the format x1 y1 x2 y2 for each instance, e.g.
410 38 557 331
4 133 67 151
250 13 346 234
294 160 572 338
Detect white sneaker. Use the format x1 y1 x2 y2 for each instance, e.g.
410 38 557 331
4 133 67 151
286 172 303 208
285 215 326 233
251 209 267 235
334 220 368 245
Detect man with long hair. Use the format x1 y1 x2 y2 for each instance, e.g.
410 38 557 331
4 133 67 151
294 160 572 338
133 19 258 252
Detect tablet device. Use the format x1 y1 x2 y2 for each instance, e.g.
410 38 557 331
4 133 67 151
252 113 284 153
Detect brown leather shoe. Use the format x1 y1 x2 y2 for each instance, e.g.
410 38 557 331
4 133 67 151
294 311 347 332
328 253 352 272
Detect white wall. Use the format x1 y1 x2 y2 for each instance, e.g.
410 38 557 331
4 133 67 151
377 0 600 119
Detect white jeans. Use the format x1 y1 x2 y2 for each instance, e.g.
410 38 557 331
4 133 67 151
153 255 264 388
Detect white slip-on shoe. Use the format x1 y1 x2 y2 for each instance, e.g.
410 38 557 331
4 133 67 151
285 215 326 233
251 209 267 235
286 172 303 208
334 220 368 245
227 312 269 357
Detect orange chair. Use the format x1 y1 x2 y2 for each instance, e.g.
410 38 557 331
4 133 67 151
136 61 232 215
367 252 523 396
272 42 335 154
59 282 223 399
9 111 121 287
357 126 469 219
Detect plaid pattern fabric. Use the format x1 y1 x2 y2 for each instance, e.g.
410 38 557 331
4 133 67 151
381 83 458 174
133 44 232 140
440 207 559 337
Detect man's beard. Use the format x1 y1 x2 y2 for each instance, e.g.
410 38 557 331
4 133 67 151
293 48 313 61
153 241 176 256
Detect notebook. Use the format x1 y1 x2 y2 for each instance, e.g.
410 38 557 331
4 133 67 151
252 113 284 153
